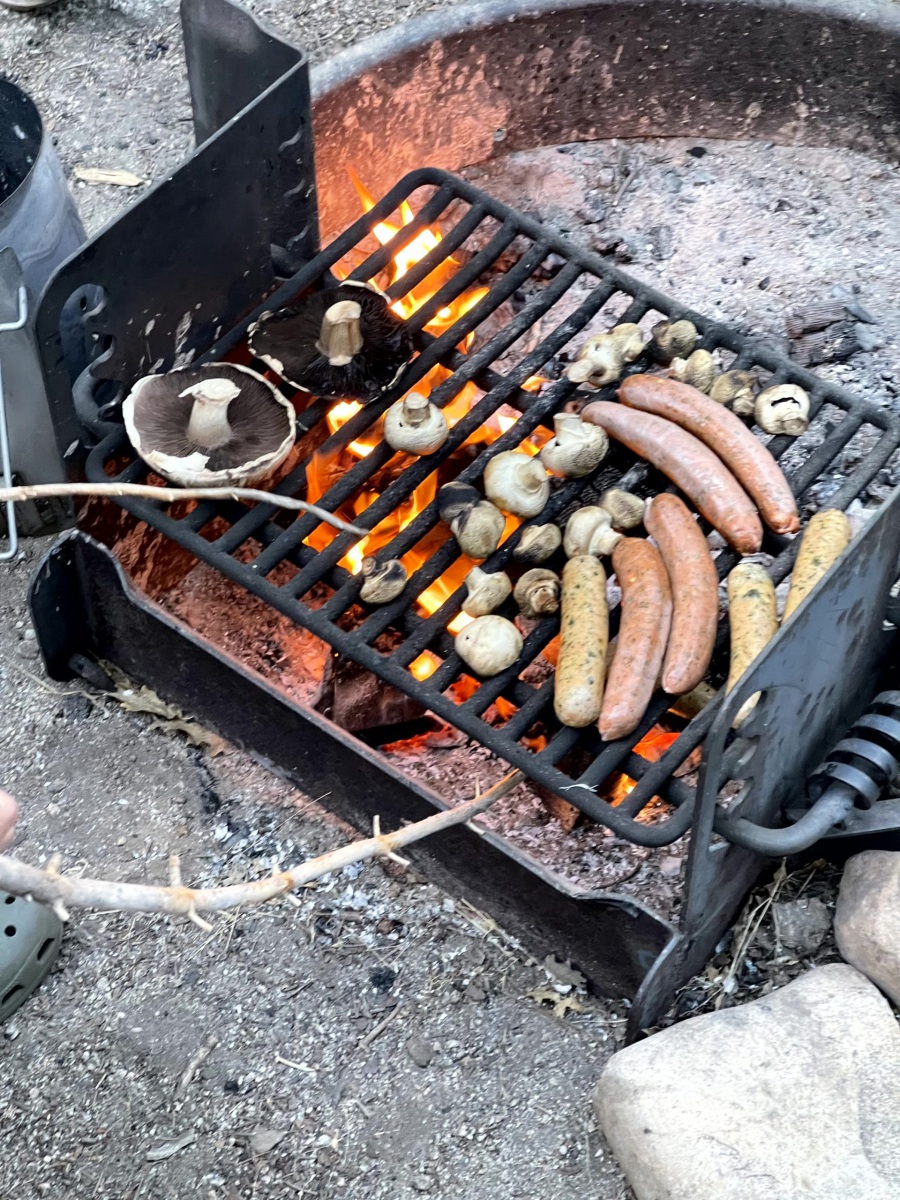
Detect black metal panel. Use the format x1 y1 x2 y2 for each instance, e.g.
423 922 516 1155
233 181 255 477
29 531 675 1008
34 0 318 471
67 168 900 847
181 0 318 270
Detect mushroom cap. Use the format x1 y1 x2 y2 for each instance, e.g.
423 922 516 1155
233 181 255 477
249 281 414 401
123 363 295 488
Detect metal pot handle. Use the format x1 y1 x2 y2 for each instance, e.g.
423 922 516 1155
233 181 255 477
0 286 28 562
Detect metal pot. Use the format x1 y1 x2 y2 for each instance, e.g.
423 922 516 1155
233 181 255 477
0 79 85 548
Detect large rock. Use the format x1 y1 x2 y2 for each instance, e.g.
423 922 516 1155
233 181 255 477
835 851 900 1007
595 965 900 1200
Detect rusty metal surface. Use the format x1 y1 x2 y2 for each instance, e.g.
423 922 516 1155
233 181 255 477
311 0 900 237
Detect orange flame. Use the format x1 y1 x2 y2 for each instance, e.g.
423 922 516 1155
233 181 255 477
607 727 679 806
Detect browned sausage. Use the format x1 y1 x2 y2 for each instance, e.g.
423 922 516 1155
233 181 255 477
599 538 673 741
619 375 800 535
582 401 763 554
644 493 719 695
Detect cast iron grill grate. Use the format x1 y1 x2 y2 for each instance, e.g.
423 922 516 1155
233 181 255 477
81 168 900 847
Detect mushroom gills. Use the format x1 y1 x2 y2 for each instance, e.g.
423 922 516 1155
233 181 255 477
248 281 413 401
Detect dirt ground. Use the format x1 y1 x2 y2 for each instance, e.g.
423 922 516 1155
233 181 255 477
2 0 899 1197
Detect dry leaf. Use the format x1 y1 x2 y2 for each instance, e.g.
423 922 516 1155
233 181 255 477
145 1131 197 1161
527 986 586 1018
74 166 143 187
248 1128 288 1156
111 685 225 754
542 955 587 988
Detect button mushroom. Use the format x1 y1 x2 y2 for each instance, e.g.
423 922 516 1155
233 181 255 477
755 384 811 436
359 557 408 604
384 392 448 456
514 568 561 617
438 482 506 560
455 615 523 676
462 567 513 616
565 333 624 387
563 506 623 557
540 413 609 478
122 363 295 488
513 523 562 564
248 280 413 401
599 488 646 530
710 369 757 415
651 318 698 364
611 322 647 364
484 451 550 518
670 348 716 394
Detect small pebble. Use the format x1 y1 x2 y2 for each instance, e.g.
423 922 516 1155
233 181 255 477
406 1034 435 1068
659 856 681 878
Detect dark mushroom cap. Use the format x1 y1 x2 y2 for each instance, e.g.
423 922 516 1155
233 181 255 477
122 362 295 487
249 281 414 402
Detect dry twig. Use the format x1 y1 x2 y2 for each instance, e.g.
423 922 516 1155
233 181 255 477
0 772 522 921
0 481 366 537
175 1035 219 1097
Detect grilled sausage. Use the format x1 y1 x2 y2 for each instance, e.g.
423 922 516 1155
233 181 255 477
582 401 763 554
783 509 851 620
554 556 608 728
599 538 673 741
644 493 719 695
726 561 777 726
619 375 800 535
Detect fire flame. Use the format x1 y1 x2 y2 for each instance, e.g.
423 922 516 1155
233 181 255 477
304 178 549 667
607 727 679 806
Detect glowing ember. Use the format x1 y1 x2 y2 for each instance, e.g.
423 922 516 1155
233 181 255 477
607 727 680 806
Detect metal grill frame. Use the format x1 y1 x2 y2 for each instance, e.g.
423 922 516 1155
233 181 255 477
27 0 900 1039
52 166 900 848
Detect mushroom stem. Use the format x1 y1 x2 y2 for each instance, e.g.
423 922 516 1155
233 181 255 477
316 301 364 366
181 380 241 449
402 393 431 426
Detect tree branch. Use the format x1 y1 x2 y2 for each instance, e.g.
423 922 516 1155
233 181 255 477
0 482 366 537
0 771 522 921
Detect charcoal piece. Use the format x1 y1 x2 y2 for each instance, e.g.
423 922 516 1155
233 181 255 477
785 301 847 338
313 652 425 732
647 224 675 261
789 320 860 367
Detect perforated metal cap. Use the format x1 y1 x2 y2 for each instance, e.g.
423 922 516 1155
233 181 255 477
0 893 62 1022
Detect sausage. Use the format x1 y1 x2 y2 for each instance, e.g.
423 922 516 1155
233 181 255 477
619 375 800 535
599 538 673 741
726 561 778 726
644 493 719 695
783 509 851 620
553 556 608 728
582 401 763 554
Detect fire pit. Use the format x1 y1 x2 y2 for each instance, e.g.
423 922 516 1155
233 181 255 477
26 0 900 1038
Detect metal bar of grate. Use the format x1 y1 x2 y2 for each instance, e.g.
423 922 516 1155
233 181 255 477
81 167 900 846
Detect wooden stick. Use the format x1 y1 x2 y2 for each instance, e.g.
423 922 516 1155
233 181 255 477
0 771 523 920
0 482 367 537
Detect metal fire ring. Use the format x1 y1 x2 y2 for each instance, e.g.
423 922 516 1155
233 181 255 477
310 0 900 237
